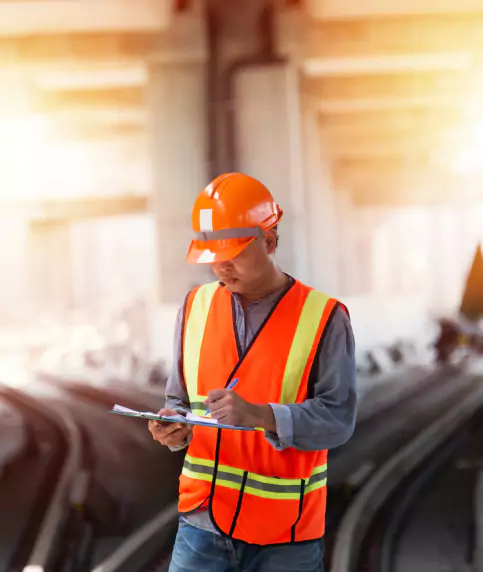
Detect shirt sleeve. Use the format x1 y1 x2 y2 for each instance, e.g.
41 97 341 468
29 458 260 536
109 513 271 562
163 302 193 452
264 305 357 452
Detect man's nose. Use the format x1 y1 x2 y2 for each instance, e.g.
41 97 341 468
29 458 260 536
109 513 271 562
212 260 233 272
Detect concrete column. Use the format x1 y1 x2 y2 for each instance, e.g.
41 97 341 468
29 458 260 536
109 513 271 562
235 64 308 281
301 106 339 293
28 221 73 322
428 205 460 315
335 189 359 297
147 60 211 305
0 218 29 321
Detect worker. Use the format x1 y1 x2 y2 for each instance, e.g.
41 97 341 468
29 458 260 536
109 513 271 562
149 173 357 572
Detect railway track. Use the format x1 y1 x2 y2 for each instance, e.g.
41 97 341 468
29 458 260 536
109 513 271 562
330 373 483 572
0 386 82 572
41 378 184 569
324 364 475 563
88 365 473 572
357 403 483 572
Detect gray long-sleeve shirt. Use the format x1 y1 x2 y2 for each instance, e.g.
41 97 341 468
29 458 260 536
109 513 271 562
164 280 357 533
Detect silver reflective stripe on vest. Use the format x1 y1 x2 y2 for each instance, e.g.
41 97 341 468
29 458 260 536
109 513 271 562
196 226 264 241
189 400 207 415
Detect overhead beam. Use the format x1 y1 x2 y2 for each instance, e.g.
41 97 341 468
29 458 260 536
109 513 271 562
40 108 146 142
324 135 444 160
302 53 473 77
304 17 483 61
331 163 460 205
0 7 205 66
323 127 450 151
35 65 146 91
318 108 467 158
0 194 149 221
31 194 149 225
0 32 162 65
309 0 483 20
319 121 459 149
0 1 169 36
39 86 145 112
45 107 146 124
349 173 466 206
304 72 471 101
332 156 431 183
350 185 458 206
318 108 463 134
317 94 459 114
48 121 145 142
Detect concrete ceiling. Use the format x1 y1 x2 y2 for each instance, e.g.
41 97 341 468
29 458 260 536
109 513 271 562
308 0 483 19
1 1 483 205
0 0 170 36
300 7 483 201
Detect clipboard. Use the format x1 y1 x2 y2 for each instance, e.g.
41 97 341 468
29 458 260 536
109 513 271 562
109 404 256 431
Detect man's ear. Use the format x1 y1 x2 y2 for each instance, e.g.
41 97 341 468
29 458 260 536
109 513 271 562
265 229 278 255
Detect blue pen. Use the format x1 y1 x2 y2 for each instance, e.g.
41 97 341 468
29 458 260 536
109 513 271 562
205 378 239 416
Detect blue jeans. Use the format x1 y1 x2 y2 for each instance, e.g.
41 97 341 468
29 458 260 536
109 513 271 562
169 519 325 572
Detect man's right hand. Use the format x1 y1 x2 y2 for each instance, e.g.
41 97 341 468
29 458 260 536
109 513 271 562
148 408 193 448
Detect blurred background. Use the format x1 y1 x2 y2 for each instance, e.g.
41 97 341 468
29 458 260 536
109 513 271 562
1 1 483 571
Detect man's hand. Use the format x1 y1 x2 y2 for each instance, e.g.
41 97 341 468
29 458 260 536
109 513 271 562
205 390 276 431
148 408 193 448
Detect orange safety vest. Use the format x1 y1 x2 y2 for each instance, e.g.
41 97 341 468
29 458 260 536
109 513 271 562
178 279 346 545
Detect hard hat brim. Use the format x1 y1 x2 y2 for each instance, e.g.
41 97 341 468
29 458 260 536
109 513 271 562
186 237 255 264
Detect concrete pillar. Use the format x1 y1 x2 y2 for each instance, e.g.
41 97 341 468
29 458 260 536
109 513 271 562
28 221 73 322
70 220 103 315
370 209 393 297
356 208 383 295
0 218 29 321
235 64 307 281
335 189 360 297
147 60 210 305
428 205 460 315
301 106 339 293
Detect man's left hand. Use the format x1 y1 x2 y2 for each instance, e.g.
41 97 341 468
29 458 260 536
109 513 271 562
204 390 276 431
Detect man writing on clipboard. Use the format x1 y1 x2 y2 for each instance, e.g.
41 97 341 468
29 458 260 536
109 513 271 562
149 173 357 572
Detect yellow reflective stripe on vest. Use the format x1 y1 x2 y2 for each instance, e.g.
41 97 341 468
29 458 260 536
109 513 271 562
183 282 219 399
280 290 331 405
182 454 327 500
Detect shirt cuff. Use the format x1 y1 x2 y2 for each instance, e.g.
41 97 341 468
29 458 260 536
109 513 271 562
264 404 293 450
168 441 189 452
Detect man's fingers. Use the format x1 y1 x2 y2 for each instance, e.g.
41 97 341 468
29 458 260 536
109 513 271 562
150 420 184 439
206 389 230 405
164 431 189 447
210 406 231 422
161 421 186 434
157 408 180 417
161 426 192 447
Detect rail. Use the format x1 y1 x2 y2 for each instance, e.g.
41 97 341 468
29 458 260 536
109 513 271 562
5 388 83 572
92 502 179 572
330 379 483 572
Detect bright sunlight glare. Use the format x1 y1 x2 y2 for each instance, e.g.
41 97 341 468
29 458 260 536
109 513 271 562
453 121 483 175
0 114 92 200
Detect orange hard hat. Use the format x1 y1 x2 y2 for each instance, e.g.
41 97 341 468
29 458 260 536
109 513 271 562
186 172 283 264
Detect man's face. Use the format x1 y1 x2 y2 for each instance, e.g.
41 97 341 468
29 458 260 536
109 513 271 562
210 231 277 295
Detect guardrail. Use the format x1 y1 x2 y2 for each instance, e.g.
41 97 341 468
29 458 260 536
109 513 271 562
9 389 83 572
92 502 179 572
330 380 483 572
